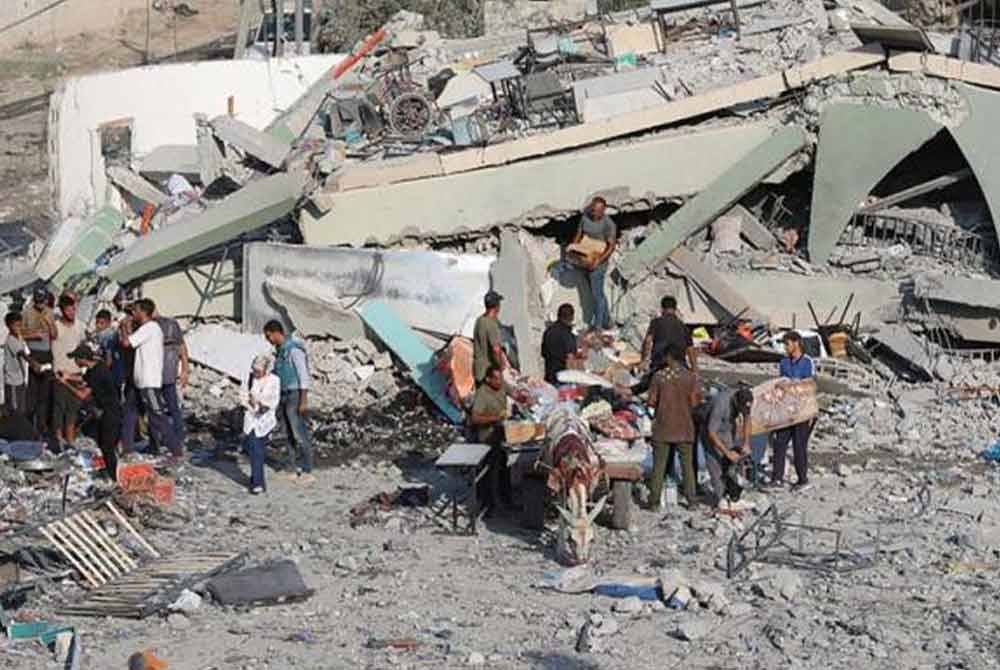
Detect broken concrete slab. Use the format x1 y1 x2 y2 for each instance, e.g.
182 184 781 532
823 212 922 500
869 324 955 382
195 114 226 187
104 172 307 285
950 83 1000 247
888 52 1000 91
668 247 769 323
492 230 544 378
911 273 1000 311
357 301 463 424
210 115 292 169
139 145 202 184
105 166 168 207
242 242 492 338
618 126 808 284
572 68 671 123
263 278 366 341
185 323 272 382
302 123 779 247
808 104 943 265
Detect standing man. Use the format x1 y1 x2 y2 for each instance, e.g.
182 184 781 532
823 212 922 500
771 331 816 492
642 296 698 374
94 309 126 393
704 385 753 507
468 365 512 513
119 299 182 462
155 309 190 448
472 291 505 388
3 312 31 417
541 303 580 386
571 196 617 331
51 294 86 447
22 288 56 434
66 343 122 481
263 321 314 483
647 345 701 509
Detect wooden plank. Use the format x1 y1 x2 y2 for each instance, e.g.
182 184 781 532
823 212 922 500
887 51 1000 90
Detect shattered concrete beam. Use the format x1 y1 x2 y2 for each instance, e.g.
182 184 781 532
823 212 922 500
301 123 779 247
104 172 307 285
728 204 776 251
493 230 544 378
668 247 769 323
195 114 226 186
888 51 1000 90
617 126 808 284
335 45 886 190
210 115 292 169
105 166 168 207
857 168 972 214
138 145 201 184
234 0 263 59
912 274 1000 311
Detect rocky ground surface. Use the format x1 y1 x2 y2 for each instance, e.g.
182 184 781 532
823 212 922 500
2 376 999 670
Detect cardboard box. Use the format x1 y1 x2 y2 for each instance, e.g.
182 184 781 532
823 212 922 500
504 421 546 445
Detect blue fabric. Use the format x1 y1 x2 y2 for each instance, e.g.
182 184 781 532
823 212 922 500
588 264 611 330
981 440 1000 462
280 390 313 473
779 354 815 380
274 339 308 391
592 583 660 601
244 433 268 489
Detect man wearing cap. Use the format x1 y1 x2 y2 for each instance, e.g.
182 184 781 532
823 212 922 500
21 288 56 434
66 343 122 480
473 291 506 388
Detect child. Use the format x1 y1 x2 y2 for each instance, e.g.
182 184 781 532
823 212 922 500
66 343 122 480
3 312 32 417
242 354 280 494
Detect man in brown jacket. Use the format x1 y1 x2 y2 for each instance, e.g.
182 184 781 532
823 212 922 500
647 345 701 509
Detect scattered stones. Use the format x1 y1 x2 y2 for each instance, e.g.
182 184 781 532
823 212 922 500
611 596 643 614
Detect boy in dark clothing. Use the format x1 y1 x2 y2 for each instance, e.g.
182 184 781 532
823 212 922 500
67 343 122 480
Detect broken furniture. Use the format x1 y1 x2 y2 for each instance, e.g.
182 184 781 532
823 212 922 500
726 504 879 578
433 443 492 535
517 71 579 128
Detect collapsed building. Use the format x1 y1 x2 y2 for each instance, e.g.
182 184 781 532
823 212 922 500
3 0 1000 417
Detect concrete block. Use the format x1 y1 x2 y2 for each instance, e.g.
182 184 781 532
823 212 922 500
105 166 168 206
668 247 769 323
210 115 292 169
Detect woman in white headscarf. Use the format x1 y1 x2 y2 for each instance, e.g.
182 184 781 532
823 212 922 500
243 353 280 494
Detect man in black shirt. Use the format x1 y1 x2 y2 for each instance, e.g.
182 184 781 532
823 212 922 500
67 344 122 480
642 295 697 373
541 304 580 385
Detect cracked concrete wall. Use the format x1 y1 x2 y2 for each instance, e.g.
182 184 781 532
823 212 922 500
301 123 777 247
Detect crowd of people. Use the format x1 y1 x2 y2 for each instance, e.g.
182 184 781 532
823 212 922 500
466 195 818 516
1 290 318 497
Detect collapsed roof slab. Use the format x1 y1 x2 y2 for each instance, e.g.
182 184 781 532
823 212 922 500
617 125 808 284
302 123 778 247
949 83 1000 247
912 273 1000 311
103 172 307 285
242 242 492 338
807 104 943 264
210 115 292 169
335 45 886 191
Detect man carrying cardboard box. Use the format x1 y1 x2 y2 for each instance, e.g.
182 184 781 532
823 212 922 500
569 196 617 331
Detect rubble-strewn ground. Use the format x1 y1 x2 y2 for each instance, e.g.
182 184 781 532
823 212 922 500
3 365 1000 670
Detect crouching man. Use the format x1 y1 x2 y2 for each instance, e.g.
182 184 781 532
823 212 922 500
704 385 753 507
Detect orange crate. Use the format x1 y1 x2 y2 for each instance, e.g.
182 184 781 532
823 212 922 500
152 476 175 506
117 463 156 489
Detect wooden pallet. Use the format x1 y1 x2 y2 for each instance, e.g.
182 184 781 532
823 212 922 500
58 552 246 619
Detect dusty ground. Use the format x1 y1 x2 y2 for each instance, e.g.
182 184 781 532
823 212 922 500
0 1 236 239
3 407 1000 670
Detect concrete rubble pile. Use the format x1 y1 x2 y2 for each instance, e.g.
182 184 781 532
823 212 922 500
4 1 1000 667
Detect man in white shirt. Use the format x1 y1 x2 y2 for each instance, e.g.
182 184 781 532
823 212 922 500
119 298 182 461
51 294 86 445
